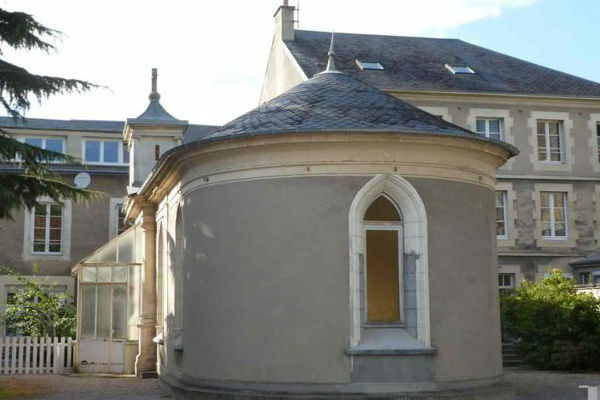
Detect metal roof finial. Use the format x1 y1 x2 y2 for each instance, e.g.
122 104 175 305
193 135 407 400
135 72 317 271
324 31 338 73
149 68 160 102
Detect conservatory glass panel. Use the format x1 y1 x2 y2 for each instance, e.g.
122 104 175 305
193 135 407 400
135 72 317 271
96 285 111 338
127 266 140 340
82 267 96 282
96 267 111 282
112 285 127 339
81 285 96 338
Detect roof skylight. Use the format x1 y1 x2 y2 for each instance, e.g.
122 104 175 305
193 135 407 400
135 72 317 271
444 64 475 74
355 60 384 71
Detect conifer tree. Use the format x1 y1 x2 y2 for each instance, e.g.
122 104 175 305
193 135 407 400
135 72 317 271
0 9 99 219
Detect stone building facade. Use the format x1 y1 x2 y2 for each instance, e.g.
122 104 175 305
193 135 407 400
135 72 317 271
0 108 216 336
261 4 600 291
0 118 128 335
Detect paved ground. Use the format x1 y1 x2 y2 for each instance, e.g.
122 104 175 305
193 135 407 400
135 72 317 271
0 374 170 399
505 368 600 400
0 369 599 399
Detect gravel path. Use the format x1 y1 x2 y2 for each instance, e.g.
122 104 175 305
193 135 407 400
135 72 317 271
1 370 600 399
505 368 600 400
0 374 170 399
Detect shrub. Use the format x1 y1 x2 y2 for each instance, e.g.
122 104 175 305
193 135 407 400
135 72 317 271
0 266 76 337
501 269 600 370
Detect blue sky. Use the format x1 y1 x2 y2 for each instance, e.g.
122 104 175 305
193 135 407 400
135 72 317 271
5 0 600 125
447 0 600 83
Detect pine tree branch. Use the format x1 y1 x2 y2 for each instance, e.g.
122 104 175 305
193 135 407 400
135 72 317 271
0 59 97 117
0 130 79 168
0 7 105 220
0 172 102 220
0 9 59 54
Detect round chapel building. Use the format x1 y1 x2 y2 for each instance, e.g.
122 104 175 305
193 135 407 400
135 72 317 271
129 58 518 399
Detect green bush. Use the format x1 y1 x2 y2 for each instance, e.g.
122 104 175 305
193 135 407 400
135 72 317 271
501 269 600 370
0 266 76 338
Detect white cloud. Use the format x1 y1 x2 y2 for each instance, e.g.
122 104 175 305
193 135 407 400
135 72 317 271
1 0 539 125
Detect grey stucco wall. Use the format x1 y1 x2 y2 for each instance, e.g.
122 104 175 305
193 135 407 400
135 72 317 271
174 175 503 386
259 40 306 104
180 176 368 383
408 178 503 382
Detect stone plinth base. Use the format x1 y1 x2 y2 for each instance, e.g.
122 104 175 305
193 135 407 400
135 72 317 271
158 375 514 400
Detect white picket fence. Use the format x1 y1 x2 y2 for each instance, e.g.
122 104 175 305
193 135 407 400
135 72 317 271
0 336 74 374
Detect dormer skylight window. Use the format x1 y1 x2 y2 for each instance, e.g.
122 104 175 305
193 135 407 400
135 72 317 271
445 64 475 74
355 60 384 71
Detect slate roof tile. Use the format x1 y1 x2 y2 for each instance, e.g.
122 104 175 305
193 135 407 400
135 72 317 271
570 250 600 268
205 71 479 140
0 116 218 142
286 30 600 97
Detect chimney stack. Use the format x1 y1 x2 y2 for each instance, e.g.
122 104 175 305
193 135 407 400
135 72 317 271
274 1 295 41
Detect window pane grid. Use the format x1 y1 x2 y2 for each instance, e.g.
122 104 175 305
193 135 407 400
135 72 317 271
495 191 507 238
20 137 65 163
80 266 136 340
116 204 132 235
498 273 515 289
476 118 503 141
540 192 567 238
580 273 591 285
32 204 62 253
597 123 600 162
537 120 563 162
84 140 127 164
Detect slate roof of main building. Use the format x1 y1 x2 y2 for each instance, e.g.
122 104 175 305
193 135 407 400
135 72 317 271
286 30 600 97
0 117 219 144
204 71 488 142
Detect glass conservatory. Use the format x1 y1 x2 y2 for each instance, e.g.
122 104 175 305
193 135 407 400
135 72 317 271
72 225 142 374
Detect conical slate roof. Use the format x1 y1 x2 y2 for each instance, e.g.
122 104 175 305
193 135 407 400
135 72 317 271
570 250 600 268
127 69 187 126
203 71 485 142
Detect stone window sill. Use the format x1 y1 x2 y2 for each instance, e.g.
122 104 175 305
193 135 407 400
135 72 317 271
347 326 435 356
363 322 405 329
346 347 436 356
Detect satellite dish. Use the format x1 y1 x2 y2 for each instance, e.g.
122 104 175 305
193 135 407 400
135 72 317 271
74 172 91 188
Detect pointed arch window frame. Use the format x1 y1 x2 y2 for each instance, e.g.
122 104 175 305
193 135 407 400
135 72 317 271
348 174 431 349
363 194 405 325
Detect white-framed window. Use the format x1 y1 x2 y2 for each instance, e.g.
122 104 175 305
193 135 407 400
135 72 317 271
108 198 132 239
116 205 130 235
540 191 567 239
349 175 430 348
579 272 591 285
596 123 600 162
32 203 63 254
537 120 563 162
23 198 72 261
498 273 515 290
13 137 66 163
496 191 508 239
476 118 503 141
23 137 65 153
83 139 128 165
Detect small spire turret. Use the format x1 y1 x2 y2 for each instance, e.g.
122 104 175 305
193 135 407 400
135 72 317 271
149 68 160 101
322 31 341 74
